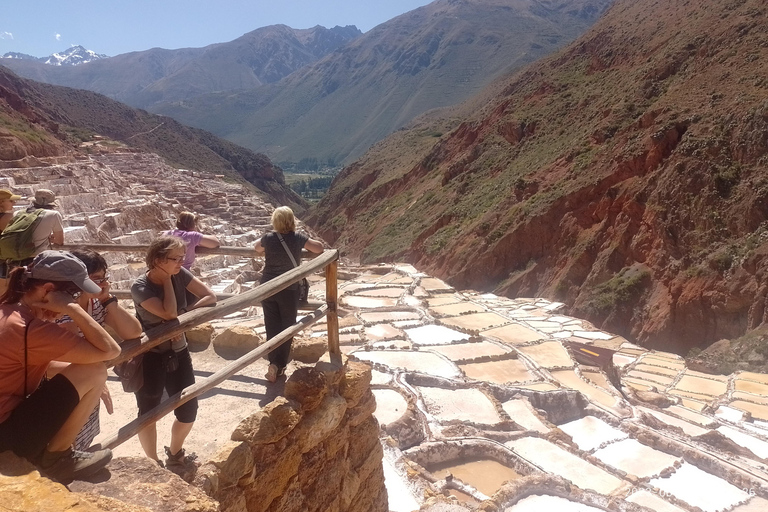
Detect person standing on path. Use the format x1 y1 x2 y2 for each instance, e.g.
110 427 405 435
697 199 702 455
254 206 323 383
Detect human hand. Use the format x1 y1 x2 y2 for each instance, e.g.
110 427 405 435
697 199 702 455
30 290 77 314
101 385 113 414
95 281 111 302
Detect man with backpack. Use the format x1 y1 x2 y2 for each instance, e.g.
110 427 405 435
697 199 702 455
0 189 64 294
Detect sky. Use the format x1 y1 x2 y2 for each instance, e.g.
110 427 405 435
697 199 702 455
0 0 433 57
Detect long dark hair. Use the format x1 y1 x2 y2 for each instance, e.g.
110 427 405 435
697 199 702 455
0 266 78 305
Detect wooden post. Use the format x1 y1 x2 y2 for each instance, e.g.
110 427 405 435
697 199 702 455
96 305 328 451
325 260 340 361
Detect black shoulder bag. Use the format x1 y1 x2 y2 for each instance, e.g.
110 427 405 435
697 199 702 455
276 232 309 305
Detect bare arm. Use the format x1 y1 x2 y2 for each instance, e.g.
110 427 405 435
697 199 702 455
103 301 143 340
198 234 220 248
304 238 324 254
52 301 121 363
185 276 217 310
254 239 265 255
50 224 64 245
139 277 178 320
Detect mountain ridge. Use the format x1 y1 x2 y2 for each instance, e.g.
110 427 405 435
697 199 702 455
156 0 613 166
0 65 304 210
0 25 361 109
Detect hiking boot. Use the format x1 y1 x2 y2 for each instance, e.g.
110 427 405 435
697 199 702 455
164 446 197 469
40 447 112 482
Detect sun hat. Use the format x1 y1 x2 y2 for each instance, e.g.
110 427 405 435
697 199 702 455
29 251 101 294
0 189 21 201
31 189 57 207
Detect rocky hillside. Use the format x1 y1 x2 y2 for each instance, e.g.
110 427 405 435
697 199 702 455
308 0 768 355
1 25 361 109
156 0 612 167
0 65 305 210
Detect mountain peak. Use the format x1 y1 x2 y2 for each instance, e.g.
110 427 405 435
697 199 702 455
2 45 108 66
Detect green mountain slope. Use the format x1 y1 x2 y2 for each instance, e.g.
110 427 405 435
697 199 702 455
307 0 768 353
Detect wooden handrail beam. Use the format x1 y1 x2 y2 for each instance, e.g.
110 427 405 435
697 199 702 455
108 249 339 366
55 243 319 259
110 289 325 311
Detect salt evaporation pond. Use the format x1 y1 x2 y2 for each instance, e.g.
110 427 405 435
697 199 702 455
649 462 751 512
428 458 522 497
507 495 604 511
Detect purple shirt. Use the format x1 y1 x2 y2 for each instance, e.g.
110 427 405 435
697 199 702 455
163 229 203 269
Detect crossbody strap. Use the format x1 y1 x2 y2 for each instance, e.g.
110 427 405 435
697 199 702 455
276 232 299 268
23 320 30 397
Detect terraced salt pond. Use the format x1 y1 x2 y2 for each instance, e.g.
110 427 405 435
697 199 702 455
428 459 522 497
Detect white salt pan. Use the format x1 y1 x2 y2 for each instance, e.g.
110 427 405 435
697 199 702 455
558 416 627 452
506 494 603 511
650 463 751 512
405 324 471 345
419 387 500 424
593 438 678 478
716 425 768 459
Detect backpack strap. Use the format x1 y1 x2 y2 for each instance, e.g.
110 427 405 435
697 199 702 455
276 232 299 269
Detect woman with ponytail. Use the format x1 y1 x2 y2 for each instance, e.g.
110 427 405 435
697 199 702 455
0 251 121 482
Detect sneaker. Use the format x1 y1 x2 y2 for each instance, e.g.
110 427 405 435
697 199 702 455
265 364 279 383
164 446 197 469
40 447 112 482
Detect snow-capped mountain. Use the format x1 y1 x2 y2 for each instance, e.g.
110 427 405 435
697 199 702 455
2 45 108 66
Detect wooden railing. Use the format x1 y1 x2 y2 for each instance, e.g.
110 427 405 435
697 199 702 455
88 247 340 451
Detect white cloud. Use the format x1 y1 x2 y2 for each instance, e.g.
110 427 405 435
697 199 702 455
0 32 13 40
55 33 61 41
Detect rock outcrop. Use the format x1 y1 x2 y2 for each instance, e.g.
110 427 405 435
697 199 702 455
197 359 388 512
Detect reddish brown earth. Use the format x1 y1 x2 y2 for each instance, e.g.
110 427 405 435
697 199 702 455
308 0 768 355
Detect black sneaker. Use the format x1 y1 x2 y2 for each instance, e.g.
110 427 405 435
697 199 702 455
164 446 197 469
41 447 112 482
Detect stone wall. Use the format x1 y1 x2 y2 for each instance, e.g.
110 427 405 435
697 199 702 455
195 358 388 512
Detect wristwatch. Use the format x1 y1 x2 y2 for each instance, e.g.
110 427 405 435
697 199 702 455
101 295 118 308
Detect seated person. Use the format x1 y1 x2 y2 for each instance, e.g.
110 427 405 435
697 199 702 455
52 249 143 450
0 251 121 482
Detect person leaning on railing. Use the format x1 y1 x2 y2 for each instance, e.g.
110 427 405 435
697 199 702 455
163 211 220 270
254 206 323 383
0 251 121 482
131 236 216 469
50 249 143 451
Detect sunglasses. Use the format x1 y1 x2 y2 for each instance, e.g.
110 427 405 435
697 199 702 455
165 256 184 263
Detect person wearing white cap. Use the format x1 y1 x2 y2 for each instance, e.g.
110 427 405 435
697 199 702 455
0 250 121 482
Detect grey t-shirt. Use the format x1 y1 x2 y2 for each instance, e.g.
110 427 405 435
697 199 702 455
131 267 194 352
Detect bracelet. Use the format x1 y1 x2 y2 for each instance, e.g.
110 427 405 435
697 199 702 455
101 295 118 308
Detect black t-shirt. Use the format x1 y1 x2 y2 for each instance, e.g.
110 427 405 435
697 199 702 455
260 231 308 283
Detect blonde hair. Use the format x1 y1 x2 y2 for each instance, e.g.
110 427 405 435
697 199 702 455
271 206 296 234
146 236 186 269
176 211 197 231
